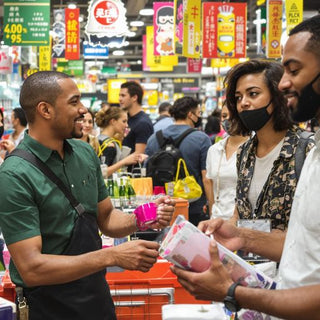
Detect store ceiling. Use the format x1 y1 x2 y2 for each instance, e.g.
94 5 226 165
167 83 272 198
0 0 319 67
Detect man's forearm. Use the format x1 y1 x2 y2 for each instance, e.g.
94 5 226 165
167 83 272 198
239 227 285 262
236 284 320 320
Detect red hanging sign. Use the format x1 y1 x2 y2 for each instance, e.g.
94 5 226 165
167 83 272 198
202 2 247 58
65 8 80 60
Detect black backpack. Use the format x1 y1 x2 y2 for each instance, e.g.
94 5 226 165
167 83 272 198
146 128 195 187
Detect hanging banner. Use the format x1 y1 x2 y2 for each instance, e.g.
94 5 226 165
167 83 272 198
153 2 175 56
146 26 178 72
52 9 65 58
182 0 201 58
85 0 129 46
39 44 51 71
174 0 184 55
0 48 12 74
4 0 50 46
187 58 202 73
266 0 283 58
202 2 247 58
65 8 80 60
285 0 303 34
210 58 244 68
107 79 126 104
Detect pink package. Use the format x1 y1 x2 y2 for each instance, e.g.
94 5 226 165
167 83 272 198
134 202 157 230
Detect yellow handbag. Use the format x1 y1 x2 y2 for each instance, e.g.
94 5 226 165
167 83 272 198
165 158 202 203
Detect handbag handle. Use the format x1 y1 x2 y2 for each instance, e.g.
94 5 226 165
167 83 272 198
98 137 122 157
175 158 190 181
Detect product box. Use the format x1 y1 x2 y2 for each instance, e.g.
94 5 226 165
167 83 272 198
159 215 276 289
0 297 16 320
162 304 227 320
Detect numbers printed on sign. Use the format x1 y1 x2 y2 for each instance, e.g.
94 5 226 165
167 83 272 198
4 24 26 44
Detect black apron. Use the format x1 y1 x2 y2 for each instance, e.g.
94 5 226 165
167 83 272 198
23 213 117 320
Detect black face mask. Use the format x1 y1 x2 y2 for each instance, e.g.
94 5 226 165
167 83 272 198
192 115 202 128
238 100 272 131
0 126 3 139
291 73 320 122
221 119 231 134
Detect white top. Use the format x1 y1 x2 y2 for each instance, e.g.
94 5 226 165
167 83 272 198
248 138 284 212
277 129 320 290
206 137 237 220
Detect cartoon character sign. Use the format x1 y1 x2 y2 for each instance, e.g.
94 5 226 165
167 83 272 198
154 4 174 55
217 5 235 57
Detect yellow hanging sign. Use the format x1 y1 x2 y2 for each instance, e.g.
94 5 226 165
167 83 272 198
146 26 177 71
182 0 201 58
285 0 303 34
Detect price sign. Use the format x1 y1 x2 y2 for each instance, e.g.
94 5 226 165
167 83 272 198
4 0 50 46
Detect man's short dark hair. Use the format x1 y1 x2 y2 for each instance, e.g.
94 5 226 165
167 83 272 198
120 81 144 105
13 108 28 127
158 102 172 114
19 71 69 123
170 96 199 121
224 60 291 136
289 15 320 60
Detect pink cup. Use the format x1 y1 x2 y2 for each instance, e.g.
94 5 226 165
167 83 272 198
134 202 157 230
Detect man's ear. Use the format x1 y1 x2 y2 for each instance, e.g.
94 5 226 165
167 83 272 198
37 101 52 120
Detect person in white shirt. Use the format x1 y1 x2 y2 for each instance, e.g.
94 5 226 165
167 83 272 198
8 107 27 147
206 102 248 220
171 15 320 319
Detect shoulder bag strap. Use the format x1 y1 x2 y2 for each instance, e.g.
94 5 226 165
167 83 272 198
173 128 196 147
295 131 314 180
6 149 85 216
156 130 166 148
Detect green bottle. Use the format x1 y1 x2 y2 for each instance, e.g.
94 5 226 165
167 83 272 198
113 174 120 208
126 178 136 206
119 178 126 208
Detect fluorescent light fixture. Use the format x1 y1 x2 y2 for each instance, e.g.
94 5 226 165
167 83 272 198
139 8 154 16
113 50 125 56
137 60 142 64
68 3 77 9
127 31 136 37
130 21 144 27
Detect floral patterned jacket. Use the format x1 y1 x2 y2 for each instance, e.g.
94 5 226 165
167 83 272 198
236 125 315 230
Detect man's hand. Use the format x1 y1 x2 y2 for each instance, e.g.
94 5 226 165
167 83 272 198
171 240 233 301
112 240 160 272
198 218 244 252
149 196 175 229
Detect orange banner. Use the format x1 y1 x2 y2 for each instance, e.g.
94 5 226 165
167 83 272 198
266 0 283 58
65 8 80 60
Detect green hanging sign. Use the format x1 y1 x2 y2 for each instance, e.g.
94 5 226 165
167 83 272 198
4 0 50 46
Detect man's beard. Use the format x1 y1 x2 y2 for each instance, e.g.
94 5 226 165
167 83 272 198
289 73 320 122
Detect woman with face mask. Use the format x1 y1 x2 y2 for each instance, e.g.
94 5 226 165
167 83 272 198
224 60 314 232
206 101 248 220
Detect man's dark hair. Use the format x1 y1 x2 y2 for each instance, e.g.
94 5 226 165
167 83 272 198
158 102 172 114
13 108 27 127
170 96 199 121
289 15 320 59
224 59 291 136
19 71 69 123
120 81 144 105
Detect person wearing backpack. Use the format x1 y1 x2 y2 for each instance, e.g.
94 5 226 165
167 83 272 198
224 60 315 231
145 96 212 226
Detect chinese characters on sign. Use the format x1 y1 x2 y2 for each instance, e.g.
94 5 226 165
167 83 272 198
267 0 283 58
65 8 80 60
85 0 129 46
202 2 247 59
4 0 50 46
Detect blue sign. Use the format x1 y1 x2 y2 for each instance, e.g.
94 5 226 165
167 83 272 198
83 44 109 59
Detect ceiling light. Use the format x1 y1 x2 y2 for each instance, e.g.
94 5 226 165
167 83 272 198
113 50 125 56
68 3 77 9
139 8 154 16
127 31 136 37
130 21 144 27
